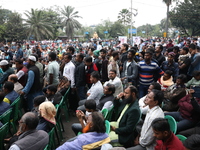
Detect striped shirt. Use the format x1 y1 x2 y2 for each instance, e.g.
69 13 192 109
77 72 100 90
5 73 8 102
138 60 164 85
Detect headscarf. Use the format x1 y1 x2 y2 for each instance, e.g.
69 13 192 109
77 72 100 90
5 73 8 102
39 101 56 125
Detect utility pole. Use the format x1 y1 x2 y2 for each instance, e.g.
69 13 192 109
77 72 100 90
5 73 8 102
130 0 133 46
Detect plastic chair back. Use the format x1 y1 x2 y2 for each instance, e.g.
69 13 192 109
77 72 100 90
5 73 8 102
48 127 56 150
176 134 187 142
105 120 110 134
105 106 114 121
0 108 12 124
10 97 21 122
165 115 177 134
101 109 108 119
0 122 9 150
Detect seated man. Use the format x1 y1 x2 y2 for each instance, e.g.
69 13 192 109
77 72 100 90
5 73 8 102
3 81 19 104
104 69 123 97
127 89 164 150
9 112 49 150
46 85 62 105
0 91 11 115
139 82 161 115
152 118 185 150
8 74 23 94
56 112 110 150
186 70 200 88
109 85 141 148
157 70 174 90
78 71 103 111
97 83 115 111
0 60 14 86
32 95 46 115
72 99 98 135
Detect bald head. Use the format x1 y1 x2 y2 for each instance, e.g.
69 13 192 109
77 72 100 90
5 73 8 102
8 74 18 83
21 112 39 130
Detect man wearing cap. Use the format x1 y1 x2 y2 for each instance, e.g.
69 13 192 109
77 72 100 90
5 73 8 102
19 56 43 111
0 60 14 85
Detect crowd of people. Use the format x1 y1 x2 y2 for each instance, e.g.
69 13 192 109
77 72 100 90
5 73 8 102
0 37 200 149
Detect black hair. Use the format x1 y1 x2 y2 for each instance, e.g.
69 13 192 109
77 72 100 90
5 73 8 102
47 85 57 93
112 51 119 57
68 46 75 54
15 58 23 64
189 43 197 50
0 92 5 102
173 46 180 52
151 89 164 105
9 76 18 83
193 71 200 77
183 134 200 150
158 44 163 51
150 82 161 91
177 74 187 83
91 112 106 133
23 112 39 130
182 47 189 53
128 49 136 56
145 49 154 56
122 43 129 51
90 47 95 52
100 49 106 54
84 56 92 63
106 83 115 94
151 118 170 132
165 70 173 77
91 71 100 80
33 95 46 106
48 52 57 60
128 85 138 96
78 53 84 60
64 53 72 60
109 69 117 74
3 81 14 92
84 99 96 110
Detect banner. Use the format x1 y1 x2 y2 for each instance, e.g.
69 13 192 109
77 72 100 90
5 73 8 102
132 36 141 45
118 36 127 44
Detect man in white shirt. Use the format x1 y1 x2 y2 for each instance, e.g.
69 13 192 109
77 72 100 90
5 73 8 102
77 71 103 111
96 41 103 50
127 89 164 150
104 69 123 97
63 53 75 88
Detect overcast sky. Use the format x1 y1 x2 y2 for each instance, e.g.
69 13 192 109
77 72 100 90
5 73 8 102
0 0 175 27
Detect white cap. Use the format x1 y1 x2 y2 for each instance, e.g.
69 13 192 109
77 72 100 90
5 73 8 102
28 56 36 62
0 60 8 66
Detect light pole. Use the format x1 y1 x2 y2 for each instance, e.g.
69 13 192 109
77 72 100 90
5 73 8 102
130 0 138 46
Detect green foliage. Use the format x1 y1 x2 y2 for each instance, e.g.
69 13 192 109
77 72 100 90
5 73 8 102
170 0 200 36
137 24 163 37
0 7 13 24
24 8 54 41
60 6 82 39
117 9 131 25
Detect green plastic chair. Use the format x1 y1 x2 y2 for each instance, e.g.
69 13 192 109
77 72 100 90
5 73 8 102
165 115 177 134
105 106 114 121
105 120 110 134
61 87 71 121
101 109 108 119
55 103 64 142
48 127 56 150
10 97 21 133
176 134 187 142
0 108 13 124
0 122 9 150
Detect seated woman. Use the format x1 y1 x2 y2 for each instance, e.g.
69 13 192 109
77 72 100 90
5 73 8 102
72 99 98 135
157 70 174 90
56 112 110 150
165 89 200 133
36 101 56 133
0 91 11 115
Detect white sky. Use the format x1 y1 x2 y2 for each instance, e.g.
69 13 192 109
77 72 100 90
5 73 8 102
0 0 175 27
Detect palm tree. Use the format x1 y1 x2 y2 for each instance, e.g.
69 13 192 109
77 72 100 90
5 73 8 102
24 9 54 41
162 0 176 37
60 6 82 39
117 9 131 25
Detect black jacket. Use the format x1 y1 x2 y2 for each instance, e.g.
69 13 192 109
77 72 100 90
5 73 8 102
75 62 86 87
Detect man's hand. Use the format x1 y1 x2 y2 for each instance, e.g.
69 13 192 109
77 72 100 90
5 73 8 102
110 125 116 131
19 91 25 95
117 92 124 99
